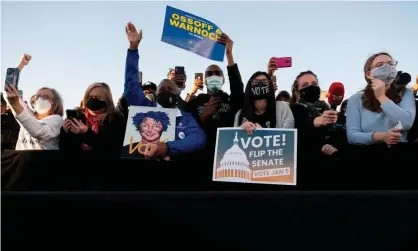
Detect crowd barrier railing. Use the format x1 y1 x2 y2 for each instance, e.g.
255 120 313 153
2 142 418 191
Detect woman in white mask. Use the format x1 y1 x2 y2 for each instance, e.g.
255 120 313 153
346 52 416 145
3 54 64 150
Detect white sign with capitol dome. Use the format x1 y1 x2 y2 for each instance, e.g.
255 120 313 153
213 128 297 186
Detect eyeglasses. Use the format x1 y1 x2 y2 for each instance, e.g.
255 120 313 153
30 94 53 105
372 61 398 69
206 70 223 77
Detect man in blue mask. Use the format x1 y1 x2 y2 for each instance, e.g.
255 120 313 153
184 33 245 163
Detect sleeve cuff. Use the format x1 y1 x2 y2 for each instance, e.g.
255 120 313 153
15 107 33 122
226 63 238 72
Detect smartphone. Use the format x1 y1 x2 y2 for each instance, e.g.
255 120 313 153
273 57 292 68
139 71 143 84
5 68 20 88
195 73 204 89
66 109 79 120
175 66 185 76
18 90 23 97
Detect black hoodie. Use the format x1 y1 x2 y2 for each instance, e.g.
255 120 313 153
185 63 244 161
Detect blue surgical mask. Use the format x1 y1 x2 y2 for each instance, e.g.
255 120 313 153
206 76 223 92
371 64 397 85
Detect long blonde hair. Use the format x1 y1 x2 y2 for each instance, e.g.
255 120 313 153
81 82 116 124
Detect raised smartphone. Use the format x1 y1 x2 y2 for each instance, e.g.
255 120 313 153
175 66 185 76
273 57 292 68
195 73 204 89
5 68 20 88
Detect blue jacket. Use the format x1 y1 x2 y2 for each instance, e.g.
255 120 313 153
124 49 206 156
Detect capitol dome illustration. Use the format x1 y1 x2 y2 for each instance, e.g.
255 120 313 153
216 132 252 182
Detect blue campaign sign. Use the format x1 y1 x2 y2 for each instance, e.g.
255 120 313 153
161 5 226 62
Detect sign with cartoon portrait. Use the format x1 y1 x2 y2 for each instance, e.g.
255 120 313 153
121 106 176 159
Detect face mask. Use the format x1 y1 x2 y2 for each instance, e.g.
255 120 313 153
371 64 397 85
300 85 321 103
34 98 52 114
206 76 223 92
86 98 106 111
145 93 156 102
251 83 270 100
157 91 178 108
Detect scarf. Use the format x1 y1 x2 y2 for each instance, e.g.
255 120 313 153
81 112 101 151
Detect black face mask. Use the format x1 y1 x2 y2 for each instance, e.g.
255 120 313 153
251 83 270 100
300 85 320 103
157 91 178 108
86 98 106 111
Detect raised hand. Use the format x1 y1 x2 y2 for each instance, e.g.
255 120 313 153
4 84 20 106
218 33 233 55
189 76 203 96
267 57 277 77
125 22 143 49
17 54 32 71
20 54 32 65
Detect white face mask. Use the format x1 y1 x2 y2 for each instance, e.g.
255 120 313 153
206 76 224 92
34 98 52 114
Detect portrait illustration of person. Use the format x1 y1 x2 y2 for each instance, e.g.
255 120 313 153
122 111 171 158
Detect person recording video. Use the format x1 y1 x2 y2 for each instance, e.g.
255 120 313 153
3 54 64 150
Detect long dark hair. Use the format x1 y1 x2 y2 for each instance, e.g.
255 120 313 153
239 72 276 128
361 52 405 112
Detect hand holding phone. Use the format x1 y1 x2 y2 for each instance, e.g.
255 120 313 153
195 73 204 90
5 68 20 88
66 109 79 120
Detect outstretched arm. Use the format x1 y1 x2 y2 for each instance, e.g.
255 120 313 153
124 22 153 107
219 33 244 113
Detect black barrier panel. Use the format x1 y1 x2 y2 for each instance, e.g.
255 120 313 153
2 143 418 191
2 191 418 251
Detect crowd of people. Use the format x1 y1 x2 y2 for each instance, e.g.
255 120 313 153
1 22 418 187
